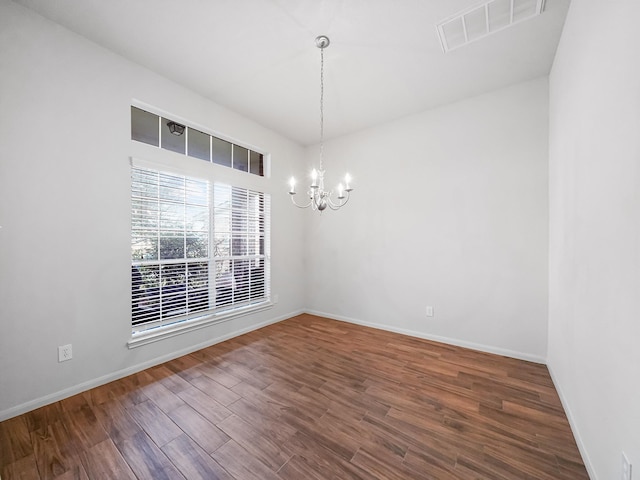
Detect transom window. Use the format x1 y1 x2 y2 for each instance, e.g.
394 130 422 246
131 164 270 335
131 106 264 176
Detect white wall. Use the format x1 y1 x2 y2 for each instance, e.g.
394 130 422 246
0 0 306 419
548 1 640 478
304 78 549 361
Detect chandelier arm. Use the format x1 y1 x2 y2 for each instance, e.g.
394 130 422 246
326 190 351 210
290 195 313 209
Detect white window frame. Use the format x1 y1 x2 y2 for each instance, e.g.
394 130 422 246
128 157 271 348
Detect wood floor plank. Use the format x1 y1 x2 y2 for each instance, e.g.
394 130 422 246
0 416 32 466
127 401 182 448
226 397 296 446
23 403 64 435
276 454 331 480
175 386 232 425
351 447 431 480
30 423 79 480
86 381 126 407
161 434 233 480
164 354 205 383
189 374 241 406
211 440 280 480
454 451 516 480
556 454 592 480
281 430 370 480
217 414 291 471
138 372 186 413
215 361 271 390
502 399 571 427
93 400 142 445
403 446 459 480
483 443 563 480
441 409 539 452
114 431 184 480
51 462 89 480
0 314 588 480
60 404 108 452
146 365 193 394
281 412 358 463
110 374 151 409
192 359 243 389
166 404 229 454
1 454 41 480
318 380 390 419
478 403 573 444
263 381 330 419
321 409 407 466
536 431 585 464
79 439 136 480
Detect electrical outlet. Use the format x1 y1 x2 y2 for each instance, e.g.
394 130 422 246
426 306 434 317
622 452 632 480
58 344 72 362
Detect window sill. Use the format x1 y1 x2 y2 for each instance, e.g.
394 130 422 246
127 301 273 349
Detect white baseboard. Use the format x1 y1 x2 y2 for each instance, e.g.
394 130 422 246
0 309 303 422
546 364 596 480
304 309 547 364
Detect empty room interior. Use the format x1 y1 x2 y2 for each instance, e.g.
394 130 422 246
0 0 638 479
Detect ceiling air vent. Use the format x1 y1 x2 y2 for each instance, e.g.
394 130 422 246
436 0 546 53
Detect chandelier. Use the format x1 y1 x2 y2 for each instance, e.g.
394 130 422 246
289 35 353 212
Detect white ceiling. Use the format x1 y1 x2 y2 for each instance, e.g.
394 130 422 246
13 0 570 145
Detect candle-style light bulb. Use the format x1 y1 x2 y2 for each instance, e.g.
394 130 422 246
337 183 344 199
289 177 296 195
311 168 319 188
344 173 352 191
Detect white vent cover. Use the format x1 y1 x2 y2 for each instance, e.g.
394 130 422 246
436 0 546 52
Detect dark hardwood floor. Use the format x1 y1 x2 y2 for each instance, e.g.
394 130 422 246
0 314 589 479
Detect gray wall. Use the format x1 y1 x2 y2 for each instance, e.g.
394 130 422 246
304 78 550 362
0 0 306 419
548 0 640 478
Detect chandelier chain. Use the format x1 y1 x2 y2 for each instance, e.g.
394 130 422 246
319 44 324 172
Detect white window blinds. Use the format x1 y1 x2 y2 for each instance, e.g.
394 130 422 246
131 165 270 334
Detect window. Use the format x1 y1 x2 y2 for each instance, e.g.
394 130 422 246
212 184 268 308
131 106 264 176
131 164 270 336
